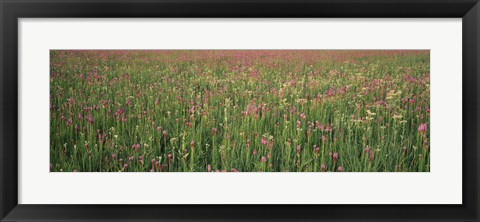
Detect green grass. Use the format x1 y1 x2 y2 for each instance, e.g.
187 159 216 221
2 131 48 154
50 50 430 172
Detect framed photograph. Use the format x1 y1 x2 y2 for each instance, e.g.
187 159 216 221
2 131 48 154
1 0 479 221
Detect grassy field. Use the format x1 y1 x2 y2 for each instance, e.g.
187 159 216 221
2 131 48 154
50 50 430 172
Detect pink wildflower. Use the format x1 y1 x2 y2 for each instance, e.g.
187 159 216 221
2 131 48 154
190 140 195 149
418 123 427 133
300 113 306 119
261 137 267 145
337 166 343 172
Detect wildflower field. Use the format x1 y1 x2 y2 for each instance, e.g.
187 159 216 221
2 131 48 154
50 50 430 172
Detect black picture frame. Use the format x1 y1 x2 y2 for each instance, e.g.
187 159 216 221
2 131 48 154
1 0 479 221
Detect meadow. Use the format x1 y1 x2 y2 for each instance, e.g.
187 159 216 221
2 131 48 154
50 50 430 172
